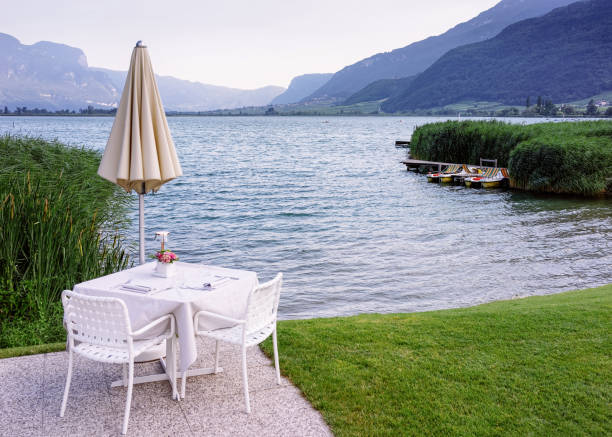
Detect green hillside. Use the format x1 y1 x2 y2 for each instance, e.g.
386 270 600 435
305 0 577 102
343 76 416 106
383 0 612 112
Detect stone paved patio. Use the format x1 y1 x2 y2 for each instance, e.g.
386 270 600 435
1 337 332 436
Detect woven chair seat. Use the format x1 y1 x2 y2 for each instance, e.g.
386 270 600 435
198 323 274 347
73 333 170 364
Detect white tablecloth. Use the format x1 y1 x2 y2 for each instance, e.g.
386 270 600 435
73 262 258 372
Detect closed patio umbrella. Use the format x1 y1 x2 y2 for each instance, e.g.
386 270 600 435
98 41 182 264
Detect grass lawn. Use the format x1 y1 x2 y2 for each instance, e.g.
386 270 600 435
0 342 65 360
261 285 611 436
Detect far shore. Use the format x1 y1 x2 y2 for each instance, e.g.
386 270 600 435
172 113 609 118
1 113 610 119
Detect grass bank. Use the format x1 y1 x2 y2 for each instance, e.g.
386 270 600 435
410 120 612 195
262 285 612 436
0 135 131 348
0 342 66 360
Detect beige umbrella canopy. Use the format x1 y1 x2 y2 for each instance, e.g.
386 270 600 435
98 41 182 264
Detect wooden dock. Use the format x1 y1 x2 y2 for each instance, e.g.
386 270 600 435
401 159 456 172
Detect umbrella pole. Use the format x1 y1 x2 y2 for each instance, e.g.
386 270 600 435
139 193 145 265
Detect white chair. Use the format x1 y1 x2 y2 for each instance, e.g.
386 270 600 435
60 290 177 435
183 272 283 413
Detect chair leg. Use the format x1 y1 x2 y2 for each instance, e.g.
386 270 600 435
214 340 220 373
241 344 251 413
272 328 281 385
122 363 127 387
122 360 134 435
59 348 73 417
181 371 187 399
170 337 178 401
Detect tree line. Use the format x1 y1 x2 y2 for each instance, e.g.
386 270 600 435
522 97 611 117
1 105 118 115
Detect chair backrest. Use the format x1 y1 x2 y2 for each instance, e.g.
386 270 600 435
482 167 498 178
62 290 132 348
443 164 460 174
244 273 283 334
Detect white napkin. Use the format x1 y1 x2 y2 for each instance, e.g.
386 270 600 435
182 275 232 290
119 277 174 293
204 276 230 289
120 284 152 293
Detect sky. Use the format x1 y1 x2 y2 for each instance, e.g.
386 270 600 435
2 0 499 90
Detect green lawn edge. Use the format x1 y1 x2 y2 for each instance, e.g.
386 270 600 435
0 342 66 359
261 285 612 436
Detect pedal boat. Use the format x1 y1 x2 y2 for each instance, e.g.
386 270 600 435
464 176 483 188
481 168 509 188
427 172 442 182
447 165 479 185
426 164 461 183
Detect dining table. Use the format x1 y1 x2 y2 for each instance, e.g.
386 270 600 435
73 261 258 397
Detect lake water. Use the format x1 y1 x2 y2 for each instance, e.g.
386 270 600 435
1 116 611 319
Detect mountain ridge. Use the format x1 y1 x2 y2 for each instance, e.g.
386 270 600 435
271 73 333 105
0 33 285 111
342 76 416 106
381 0 611 112
305 0 579 102
91 67 284 112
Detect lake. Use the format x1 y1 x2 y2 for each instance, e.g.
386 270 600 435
1 116 610 319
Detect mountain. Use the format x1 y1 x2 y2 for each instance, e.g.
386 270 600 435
0 33 284 111
92 68 284 111
305 0 579 102
382 0 611 112
270 73 333 105
342 76 416 106
0 33 120 110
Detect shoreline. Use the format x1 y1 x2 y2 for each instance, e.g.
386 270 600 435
0 113 609 119
3 282 610 359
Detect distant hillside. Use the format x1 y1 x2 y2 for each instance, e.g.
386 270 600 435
271 73 332 105
93 68 284 111
382 0 612 112
343 76 416 106
305 0 578 102
0 33 284 111
0 33 119 110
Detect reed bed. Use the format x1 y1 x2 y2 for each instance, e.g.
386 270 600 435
0 135 131 347
410 120 612 195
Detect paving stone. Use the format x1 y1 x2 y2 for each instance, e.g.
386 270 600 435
181 400 263 436
0 354 44 402
42 416 116 437
1 346 332 436
181 361 290 401
1 419 43 437
1 354 44 436
255 410 334 437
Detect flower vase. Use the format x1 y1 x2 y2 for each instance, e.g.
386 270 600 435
155 261 176 278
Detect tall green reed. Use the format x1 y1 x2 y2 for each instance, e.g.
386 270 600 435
0 135 132 346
